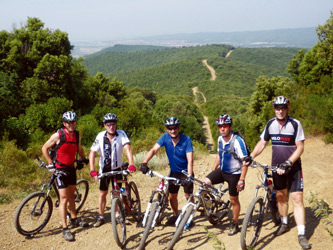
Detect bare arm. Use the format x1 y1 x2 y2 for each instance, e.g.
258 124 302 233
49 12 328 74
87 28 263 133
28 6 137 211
123 144 135 166
89 150 98 181
186 152 193 176
41 132 60 164
142 143 161 164
289 140 304 164
78 134 86 159
251 139 268 159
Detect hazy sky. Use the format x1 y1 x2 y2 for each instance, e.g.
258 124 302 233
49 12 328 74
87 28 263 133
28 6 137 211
1 0 332 42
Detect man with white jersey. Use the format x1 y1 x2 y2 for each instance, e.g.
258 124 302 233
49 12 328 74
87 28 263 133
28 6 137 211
89 113 136 227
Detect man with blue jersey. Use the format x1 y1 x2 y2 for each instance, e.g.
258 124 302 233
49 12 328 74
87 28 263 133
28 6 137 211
250 96 311 249
140 117 194 226
203 114 249 236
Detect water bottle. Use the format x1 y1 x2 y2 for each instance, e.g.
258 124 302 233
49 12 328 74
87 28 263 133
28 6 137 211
120 187 127 196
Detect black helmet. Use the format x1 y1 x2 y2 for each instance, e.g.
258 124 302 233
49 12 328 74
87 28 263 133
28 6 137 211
165 117 180 126
272 96 289 106
103 113 118 123
216 114 232 126
62 111 77 122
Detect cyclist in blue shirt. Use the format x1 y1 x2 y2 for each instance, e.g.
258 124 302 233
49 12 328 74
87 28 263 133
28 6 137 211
140 117 194 226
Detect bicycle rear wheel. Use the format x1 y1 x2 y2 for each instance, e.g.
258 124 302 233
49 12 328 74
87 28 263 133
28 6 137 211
111 197 126 248
75 179 89 213
14 191 53 236
167 204 194 250
138 201 159 250
240 196 264 250
128 181 141 221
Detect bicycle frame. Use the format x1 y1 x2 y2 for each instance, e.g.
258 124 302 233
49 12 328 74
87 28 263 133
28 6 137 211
142 170 179 228
176 170 229 229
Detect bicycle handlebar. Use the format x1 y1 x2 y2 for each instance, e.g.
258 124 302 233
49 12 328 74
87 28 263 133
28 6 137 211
146 170 181 184
98 170 129 179
251 161 278 172
181 170 216 191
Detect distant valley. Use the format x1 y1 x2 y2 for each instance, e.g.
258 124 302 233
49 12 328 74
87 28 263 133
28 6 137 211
71 27 317 57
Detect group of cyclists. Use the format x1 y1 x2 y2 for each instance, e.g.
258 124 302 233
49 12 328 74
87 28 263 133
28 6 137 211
41 95 311 249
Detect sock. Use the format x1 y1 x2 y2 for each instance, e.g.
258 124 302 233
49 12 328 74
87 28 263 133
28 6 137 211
297 225 305 235
99 215 104 219
281 216 288 224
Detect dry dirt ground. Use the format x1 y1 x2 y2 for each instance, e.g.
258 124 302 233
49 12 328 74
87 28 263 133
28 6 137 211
1 136 332 250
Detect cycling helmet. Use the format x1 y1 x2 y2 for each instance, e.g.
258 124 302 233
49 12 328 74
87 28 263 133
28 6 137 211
272 96 289 106
62 111 77 122
216 114 232 126
165 117 180 126
103 113 118 123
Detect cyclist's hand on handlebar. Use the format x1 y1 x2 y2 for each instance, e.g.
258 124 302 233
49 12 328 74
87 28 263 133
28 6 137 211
243 156 253 166
278 161 291 175
128 165 136 173
90 170 98 180
236 180 245 192
139 163 150 174
46 163 56 173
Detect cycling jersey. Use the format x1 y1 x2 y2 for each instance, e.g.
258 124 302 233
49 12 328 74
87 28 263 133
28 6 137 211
157 133 193 173
217 133 248 174
55 130 77 169
90 130 130 172
260 116 305 166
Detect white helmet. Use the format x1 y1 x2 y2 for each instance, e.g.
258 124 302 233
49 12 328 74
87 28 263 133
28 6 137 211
272 96 289 106
216 114 232 126
165 117 180 126
103 113 118 123
62 111 77 122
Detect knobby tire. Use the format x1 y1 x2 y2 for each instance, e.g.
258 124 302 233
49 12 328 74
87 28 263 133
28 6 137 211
208 196 230 225
167 205 194 250
128 181 141 221
75 179 89 213
138 201 159 250
240 196 264 250
111 197 126 248
14 191 53 236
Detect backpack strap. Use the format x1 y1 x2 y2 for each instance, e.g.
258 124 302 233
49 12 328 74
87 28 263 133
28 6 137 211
219 134 243 163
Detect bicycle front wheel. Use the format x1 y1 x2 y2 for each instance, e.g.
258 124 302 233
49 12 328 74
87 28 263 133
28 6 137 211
240 196 264 250
128 181 141 221
75 179 89 213
156 191 168 224
111 197 126 248
167 204 194 250
14 191 53 236
138 201 159 250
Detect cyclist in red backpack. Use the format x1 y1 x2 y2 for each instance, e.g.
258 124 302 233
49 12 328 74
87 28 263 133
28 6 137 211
42 111 89 241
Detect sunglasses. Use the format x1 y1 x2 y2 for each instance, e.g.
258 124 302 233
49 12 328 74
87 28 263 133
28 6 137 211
105 123 117 127
167 126 179 131
274 106 287 111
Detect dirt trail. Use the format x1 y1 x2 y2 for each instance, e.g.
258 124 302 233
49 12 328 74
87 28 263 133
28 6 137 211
1 137 332 250
192 87 214 152
226 50 233 58
202 59 216 80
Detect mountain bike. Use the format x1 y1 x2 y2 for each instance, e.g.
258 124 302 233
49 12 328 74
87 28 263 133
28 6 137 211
14 157 89 237
240 161 280 250
98 163 141 249
167 170 231 250
138 169 181 250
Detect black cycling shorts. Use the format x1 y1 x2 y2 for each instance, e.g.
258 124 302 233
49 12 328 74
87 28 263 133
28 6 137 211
56 168 77 189
168 172 194 195
99 168 124 191
273 167 304 192
206 168 240 197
